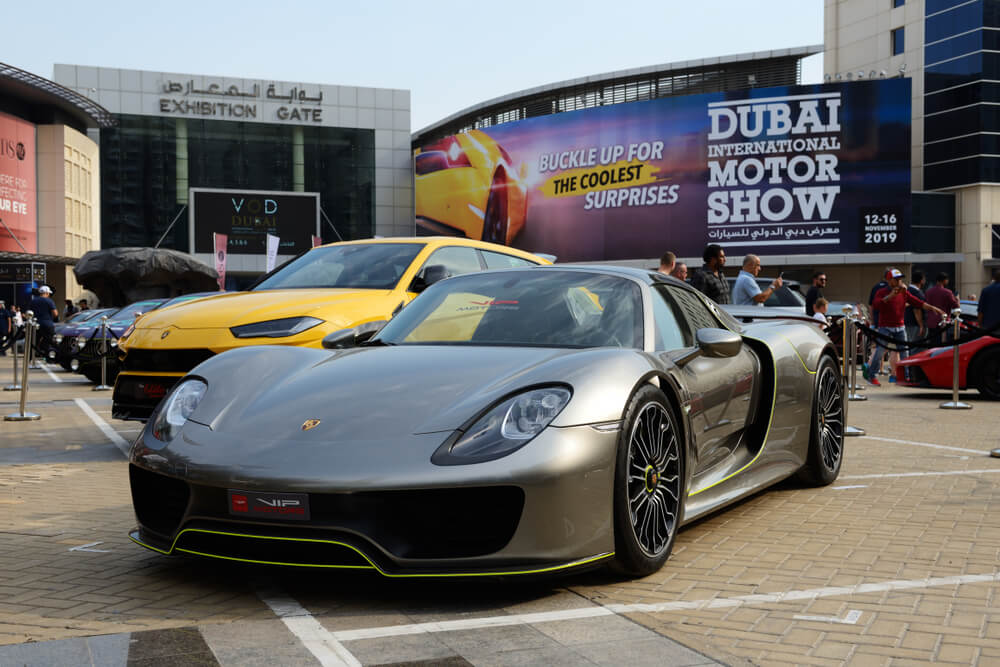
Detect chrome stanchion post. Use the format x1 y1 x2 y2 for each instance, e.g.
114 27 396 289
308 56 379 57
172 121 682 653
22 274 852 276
841 309 865 436
4 316 21 391
93 316 112 391
6 318 40 421
25 310 38 369
940 307 971 409
846 308 866 402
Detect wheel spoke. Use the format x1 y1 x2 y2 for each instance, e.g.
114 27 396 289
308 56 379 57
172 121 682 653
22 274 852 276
627 401 681 558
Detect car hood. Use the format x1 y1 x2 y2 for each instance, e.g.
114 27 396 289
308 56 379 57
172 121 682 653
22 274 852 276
135 288 397 330
184 344 647 442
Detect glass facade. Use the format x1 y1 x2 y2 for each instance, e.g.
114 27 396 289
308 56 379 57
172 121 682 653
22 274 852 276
100 115 374 250
924 0 1000 189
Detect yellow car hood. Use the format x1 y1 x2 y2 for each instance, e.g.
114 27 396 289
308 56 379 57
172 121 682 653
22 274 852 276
136 289 397 330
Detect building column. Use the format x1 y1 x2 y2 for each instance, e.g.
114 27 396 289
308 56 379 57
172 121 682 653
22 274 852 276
292 126 304 192
176 119 188 204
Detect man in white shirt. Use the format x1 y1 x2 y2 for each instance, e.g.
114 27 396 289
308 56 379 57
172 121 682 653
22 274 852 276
732 254 783 306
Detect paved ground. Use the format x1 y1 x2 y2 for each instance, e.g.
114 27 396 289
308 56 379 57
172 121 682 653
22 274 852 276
0 357 998 666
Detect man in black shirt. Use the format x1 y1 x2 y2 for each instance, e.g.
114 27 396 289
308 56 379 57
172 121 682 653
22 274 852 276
805 271 826 316
689 244 731 304
28 285 59 358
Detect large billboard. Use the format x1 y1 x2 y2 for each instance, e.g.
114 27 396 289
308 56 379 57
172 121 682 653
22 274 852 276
189 188 320 256
415 79 911 262
0 112 37 254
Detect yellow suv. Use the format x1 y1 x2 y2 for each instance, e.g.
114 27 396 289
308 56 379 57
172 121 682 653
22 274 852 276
112 237 549 420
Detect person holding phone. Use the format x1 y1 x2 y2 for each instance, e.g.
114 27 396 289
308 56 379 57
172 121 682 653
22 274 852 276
733 254 782 307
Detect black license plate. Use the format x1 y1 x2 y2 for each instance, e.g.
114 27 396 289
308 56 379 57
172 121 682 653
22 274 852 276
228 489 310 521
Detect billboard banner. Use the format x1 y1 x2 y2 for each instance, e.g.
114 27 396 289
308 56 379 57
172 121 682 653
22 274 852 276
190 189 320 256
414 79 911 262
0 112 37 254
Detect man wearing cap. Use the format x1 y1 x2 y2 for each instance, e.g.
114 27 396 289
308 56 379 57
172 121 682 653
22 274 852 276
865 269 946 386
29 286 59 358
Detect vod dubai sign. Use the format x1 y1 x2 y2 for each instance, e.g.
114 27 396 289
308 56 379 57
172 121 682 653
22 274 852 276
189 189 320 256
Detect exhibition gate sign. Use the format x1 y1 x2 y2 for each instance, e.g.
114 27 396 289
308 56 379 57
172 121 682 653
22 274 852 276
414 78 911 262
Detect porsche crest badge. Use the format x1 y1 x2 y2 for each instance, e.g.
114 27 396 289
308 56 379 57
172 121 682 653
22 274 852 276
301 419 321 431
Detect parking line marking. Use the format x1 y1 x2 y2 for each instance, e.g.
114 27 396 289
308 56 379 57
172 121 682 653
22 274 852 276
257 590 360 667
330 571 1000 641
859 435 985 455
74 398 130 456
841 469 1000 480
832 484 869 490
793 609 862 624
40 362 62 383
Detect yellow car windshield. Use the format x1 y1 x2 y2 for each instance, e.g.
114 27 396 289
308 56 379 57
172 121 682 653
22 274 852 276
252 243 425 290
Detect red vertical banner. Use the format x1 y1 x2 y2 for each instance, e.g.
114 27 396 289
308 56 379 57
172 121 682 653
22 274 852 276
214 232 228 290
311 235 322 248
0 111 37 253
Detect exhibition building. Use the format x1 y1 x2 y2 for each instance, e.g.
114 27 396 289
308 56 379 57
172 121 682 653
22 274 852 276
3 0 999 303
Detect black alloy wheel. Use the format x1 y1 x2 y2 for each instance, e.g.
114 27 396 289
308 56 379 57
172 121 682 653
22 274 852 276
798 355 844 486
612 385 683 576
973 348 1000 400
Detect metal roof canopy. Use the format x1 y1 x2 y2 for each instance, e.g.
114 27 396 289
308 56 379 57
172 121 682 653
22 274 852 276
0 62 116 129
0 250 77 266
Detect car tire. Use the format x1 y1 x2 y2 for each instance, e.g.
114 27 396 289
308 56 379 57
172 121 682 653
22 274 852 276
972 347 1000 400
481 172 509 245
611 384 684 577
797 355 844 486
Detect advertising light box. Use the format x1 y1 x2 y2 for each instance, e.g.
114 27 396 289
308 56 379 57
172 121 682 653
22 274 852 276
414 79 912 261
189 188 320 255
0 112 37 254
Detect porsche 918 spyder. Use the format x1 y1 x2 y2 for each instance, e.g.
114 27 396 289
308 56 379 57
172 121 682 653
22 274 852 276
129 266 844 578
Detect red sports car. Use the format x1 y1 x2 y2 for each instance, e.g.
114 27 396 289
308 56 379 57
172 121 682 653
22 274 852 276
896 335 1000 400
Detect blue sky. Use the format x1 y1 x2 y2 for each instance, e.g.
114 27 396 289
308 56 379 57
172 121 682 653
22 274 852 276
7 0 823 131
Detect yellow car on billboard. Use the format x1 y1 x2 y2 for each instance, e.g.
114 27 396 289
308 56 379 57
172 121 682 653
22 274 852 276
111 237 548 421
415 130 528 245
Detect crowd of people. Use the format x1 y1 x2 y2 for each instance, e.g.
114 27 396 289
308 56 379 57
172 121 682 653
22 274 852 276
656 245 1000 387
0 286 91 357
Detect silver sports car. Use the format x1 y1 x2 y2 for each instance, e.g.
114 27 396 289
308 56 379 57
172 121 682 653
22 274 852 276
128 266 843 578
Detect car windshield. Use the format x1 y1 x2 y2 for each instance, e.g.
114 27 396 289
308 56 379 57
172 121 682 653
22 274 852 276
376 270 643 348
109 300 166 324
767 285 806 307
252 243 425 290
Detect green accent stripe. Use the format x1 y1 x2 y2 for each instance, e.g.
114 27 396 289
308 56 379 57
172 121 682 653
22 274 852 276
688 332 778 497
129 529 614 578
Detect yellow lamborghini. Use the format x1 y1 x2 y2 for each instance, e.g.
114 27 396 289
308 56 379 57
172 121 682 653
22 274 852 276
112 237 547 420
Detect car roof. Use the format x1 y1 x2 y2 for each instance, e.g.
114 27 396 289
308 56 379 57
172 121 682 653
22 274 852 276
313 236 551 264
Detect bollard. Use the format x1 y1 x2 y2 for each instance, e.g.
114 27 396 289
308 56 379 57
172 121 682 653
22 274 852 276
5 318 40 421
840 310 865 436
939 307 971 410
93 316 112 391
3 319 21 391
846 308 866 402
25 310 39 369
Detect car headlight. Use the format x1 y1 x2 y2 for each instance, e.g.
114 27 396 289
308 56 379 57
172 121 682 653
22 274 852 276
75 336 87 350
230 316 324 338
53 334 63 344
432 386 572 465
151 379 207 442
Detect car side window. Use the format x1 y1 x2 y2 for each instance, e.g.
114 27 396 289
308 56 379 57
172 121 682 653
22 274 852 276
480 250 538 269
419 246 484 279
662 285 723 337
650 287 690 350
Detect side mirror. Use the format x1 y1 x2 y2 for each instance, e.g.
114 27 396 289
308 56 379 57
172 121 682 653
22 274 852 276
409 264 451 293
675 328 743 366
321 320 388 349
